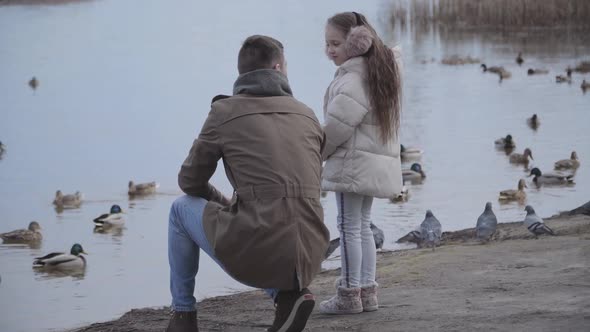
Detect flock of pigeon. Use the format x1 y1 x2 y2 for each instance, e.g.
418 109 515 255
0 168 159 271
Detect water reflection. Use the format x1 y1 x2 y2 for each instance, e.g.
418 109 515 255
0 241 42 250
33 268 86 281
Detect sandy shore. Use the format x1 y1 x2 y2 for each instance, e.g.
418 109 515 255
69 205 590 332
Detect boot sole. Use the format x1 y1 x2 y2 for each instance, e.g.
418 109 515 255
277 293 315 332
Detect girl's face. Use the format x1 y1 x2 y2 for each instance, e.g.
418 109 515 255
325 24 350 66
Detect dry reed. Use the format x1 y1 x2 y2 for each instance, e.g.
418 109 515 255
389 0 590 29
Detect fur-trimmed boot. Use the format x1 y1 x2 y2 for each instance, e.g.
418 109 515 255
319 281 362 315
360 283 379 312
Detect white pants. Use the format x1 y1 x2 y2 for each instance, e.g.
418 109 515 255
336 192 376 288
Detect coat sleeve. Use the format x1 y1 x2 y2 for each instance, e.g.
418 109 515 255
178 110 231 206
322 77 369 160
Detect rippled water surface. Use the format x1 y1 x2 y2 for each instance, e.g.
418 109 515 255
1 1 589 331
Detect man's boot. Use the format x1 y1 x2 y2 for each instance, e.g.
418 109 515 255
267 288 315 332
166 310 198 332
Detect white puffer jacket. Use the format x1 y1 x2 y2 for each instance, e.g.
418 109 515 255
321 53 402 198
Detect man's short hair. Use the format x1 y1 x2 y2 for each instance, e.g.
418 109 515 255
238 35 284 74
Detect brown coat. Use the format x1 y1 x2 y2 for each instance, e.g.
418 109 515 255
178 77 329 290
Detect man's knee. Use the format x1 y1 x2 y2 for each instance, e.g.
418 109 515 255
170 195 207 221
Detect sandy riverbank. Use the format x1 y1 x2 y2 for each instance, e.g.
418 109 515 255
69 205 590 332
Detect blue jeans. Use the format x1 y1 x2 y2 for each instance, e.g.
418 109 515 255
168 195 278 311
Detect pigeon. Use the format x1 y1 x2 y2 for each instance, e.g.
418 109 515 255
324 222 385 259
324 238 340 259
419 210 442 251
371 223 384 250
476 202 497 243
396 229 421 244
523 205 555 238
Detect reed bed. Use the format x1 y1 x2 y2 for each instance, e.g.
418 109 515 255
389 0 590 29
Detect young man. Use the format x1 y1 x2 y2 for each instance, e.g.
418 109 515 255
166 35 330 332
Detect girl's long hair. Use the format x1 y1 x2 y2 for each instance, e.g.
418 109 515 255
328 12 401 143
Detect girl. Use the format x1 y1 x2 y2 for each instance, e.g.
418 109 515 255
320 11 403 314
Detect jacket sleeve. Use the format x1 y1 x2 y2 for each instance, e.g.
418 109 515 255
178 110 231 206
322 77 369 160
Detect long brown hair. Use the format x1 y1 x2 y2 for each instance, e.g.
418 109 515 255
328 12 402 143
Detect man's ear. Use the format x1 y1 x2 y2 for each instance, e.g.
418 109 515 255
273 63 282 71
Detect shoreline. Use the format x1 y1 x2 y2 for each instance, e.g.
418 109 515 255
68 205 590 331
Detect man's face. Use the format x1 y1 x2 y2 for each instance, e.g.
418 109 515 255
325 24 350 66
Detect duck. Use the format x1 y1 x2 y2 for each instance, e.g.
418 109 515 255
527 114 540 130
0 141 5 154
93 204 124 227
498 179 527 202
498 69 512 80
419 210 442 251
402 163 426 183
400 144 423 159
555 68 572 83
389 185 409 203
494 134 516 149
554 151 580 170
0 221 42 243
28 77 39 90
480 64 504 74
509 148 533 165
33 243 87 270
53 190 82 208
529 167 574 186
516 52 524 65
582 80 589 91
527 68 548 75
476 202 497 243
128 180 158 196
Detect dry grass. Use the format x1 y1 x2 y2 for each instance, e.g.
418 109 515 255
390 0 590 29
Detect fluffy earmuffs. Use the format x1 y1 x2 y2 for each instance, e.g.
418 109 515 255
345 26 373 58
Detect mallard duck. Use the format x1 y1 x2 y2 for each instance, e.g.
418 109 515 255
93 205 124 227
516 52 524 65
523 205 555 238
554 151 580 170
402 163 426 183
53 190 82 208
556 68 572 83
476 202 497 243
28 77 38 90
529 168 574 186
499 179 527 202
0 141 5 154
33 243 87 270
581 80 589 91
128 180 158 196
0 221 42 243
494 134 516 149
527 114 540 130
400 144 423 159
509 148 533 165
527 68 548 75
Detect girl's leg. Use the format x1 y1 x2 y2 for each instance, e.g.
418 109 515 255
336 191 363 288
360 195 376 286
